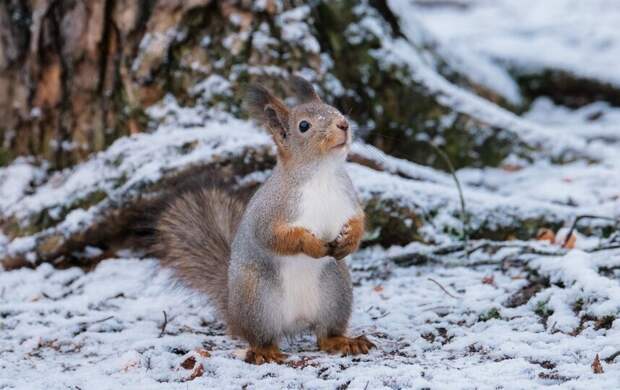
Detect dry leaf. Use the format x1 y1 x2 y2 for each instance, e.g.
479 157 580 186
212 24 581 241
482 275 495 285
188 363 205 381
181 348 211 370
181 356 196 370
195 348 211 358
373 285 384 293
562 233 577 249
592 354 604 374
501 164 523 172
121 359 140 372
536 228 556 244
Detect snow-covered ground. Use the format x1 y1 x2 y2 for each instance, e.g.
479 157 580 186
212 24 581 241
411 0 620 87
2 1 620 389
1 245 619 389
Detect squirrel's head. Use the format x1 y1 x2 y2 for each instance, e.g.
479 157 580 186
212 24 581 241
245 76 351 165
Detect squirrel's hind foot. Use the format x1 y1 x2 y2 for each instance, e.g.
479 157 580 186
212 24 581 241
245 344 287 365
318 335 375 356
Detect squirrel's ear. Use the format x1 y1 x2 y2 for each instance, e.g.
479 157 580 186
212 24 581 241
244 84 290 152
290 75 321 104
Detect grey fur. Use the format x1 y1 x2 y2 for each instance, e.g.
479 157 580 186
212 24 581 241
227 162 357 346
290 75 321 104
158 76 361 351
155 188 245 319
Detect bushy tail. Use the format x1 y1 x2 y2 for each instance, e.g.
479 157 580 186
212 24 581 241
154 188 245 318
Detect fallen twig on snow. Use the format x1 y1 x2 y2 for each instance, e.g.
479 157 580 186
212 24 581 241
159 311 168 338
564 215 619 247
427 277 461 299
604 351 620 364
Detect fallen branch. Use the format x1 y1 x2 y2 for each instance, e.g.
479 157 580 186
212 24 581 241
427 277 461 299
588 244 620 253
159 310 168 338
564 215 619 247
88 315 115 325
604 351 620 364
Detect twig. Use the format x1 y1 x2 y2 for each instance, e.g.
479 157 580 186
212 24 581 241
604 350 620 364
424 141 469 254
180 325 212 336
427 277 461 299
564 215 619 247
159 310 168 338
89 315 114 324
587 244 620 253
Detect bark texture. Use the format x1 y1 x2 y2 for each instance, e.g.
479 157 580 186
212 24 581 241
0 0 575 170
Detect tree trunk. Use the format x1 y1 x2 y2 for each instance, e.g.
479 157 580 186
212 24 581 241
0 0 591 170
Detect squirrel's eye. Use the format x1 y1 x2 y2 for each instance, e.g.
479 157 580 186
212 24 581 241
298 120 311 133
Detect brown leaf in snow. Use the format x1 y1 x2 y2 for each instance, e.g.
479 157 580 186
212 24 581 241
181 356 196 370
189 363 205 380
501 164 523 172
195 348 211 358
536 228 555 244
592 354 604 374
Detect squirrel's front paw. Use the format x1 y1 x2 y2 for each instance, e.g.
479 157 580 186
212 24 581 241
328 221 361 260
301 230 330 258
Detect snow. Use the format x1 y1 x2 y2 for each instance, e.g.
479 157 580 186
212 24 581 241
1 1 620 388
3 104 272 261
409 0 620 87
0 158 45 215
1 252 619 389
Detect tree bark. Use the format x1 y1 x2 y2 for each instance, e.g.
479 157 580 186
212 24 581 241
1 0 592 170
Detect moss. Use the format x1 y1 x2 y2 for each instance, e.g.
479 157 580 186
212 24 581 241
479 308 501 322
534 300 553 319
595 315 616 330
364 197 424 246
72 190 108 211
0 147 13 167
310 1 536 170
572 298 584 313
2 217 41 238
6 190 109 238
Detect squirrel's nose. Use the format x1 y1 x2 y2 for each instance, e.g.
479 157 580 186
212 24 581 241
336 119 349 132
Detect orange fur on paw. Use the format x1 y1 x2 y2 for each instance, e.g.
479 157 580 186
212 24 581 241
318 335 375 356
245 344 287 365
272 223 328 258
328 214 365 260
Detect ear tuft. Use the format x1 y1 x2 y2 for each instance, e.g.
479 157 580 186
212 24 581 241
243 83 290 154
244 84 273 121
290 75 321 104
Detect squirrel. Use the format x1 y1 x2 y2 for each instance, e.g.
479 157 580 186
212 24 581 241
155 76 375 365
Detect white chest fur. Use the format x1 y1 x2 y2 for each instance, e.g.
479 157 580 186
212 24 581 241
277 162 357 330
293 162 356 241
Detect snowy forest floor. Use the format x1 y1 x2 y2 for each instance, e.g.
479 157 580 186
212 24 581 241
2 1 620 389
1 242 620 389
